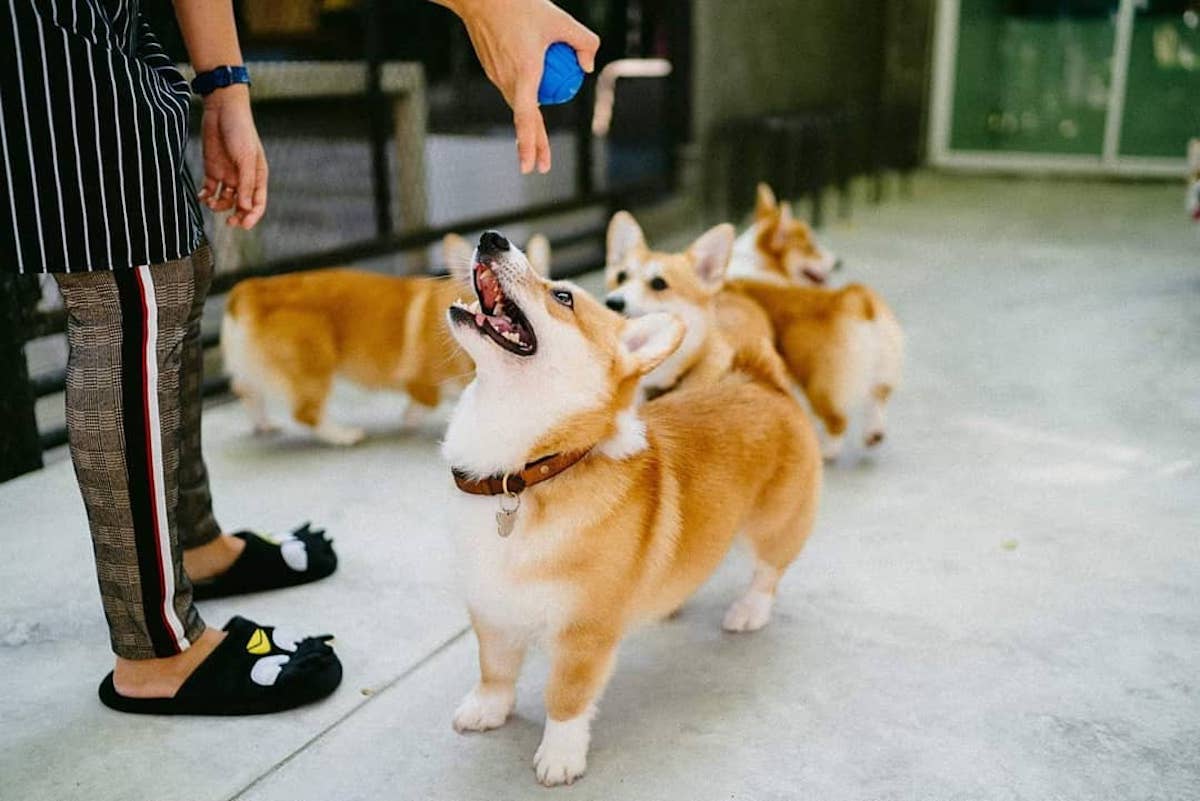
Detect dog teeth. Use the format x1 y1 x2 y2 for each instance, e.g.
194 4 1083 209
501 330 521 344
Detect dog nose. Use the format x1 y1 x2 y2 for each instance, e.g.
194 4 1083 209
478 230 510 254
605 296 626 313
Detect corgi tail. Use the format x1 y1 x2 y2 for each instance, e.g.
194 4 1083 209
730 338 793 396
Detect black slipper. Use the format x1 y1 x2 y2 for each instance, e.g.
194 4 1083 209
98 616 342 715
191 523 337 600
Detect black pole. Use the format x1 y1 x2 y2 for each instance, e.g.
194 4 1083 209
365 0 393 235
570 0 597 197
0 272 43 481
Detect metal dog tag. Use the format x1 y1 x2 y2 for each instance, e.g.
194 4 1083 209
496 492 521 538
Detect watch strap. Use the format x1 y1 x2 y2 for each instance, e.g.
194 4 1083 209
191 65 251 97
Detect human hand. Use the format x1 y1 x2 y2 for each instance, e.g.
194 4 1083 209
440 0 599 174
197 84 268 229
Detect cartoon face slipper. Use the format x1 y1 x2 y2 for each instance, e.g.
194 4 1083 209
191 523 337 600
98 616 342 716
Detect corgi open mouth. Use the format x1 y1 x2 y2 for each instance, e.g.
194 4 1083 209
449 260 538 356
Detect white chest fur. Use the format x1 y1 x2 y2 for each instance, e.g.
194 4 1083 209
451 493 577 637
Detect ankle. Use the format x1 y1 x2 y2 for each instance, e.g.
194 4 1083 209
183 534 246 581
112 627 225 699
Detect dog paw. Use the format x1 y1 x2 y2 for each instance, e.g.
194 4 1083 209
314 423 366 447
722 591 774 632
452 686 514 733
864 430 885 448
534 716 590 787
821 436 845 462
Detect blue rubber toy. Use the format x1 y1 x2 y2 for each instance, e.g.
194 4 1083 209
538 42 585 106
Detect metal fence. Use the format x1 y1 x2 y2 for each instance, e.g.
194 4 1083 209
0 0 925 482
0 0 685 481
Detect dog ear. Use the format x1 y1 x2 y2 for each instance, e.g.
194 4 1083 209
755 183 778 220
607 211 646 266
442 233 475 282
620 312 685 377
687 223 735 290
771 201 796 250
525 234 551 277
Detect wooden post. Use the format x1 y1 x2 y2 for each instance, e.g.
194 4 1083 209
391 65 429 272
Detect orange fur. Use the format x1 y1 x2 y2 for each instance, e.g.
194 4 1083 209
727 277 904 454
749 183 837 284
605 209 902 458
222 269 472 442
445 236 822 785
222 233 550 444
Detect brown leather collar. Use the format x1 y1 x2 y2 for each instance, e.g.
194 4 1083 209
452 449 591 497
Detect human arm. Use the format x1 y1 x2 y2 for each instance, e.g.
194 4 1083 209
173 0 268 229
432 0 600 174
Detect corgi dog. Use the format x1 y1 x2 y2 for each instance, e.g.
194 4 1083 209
726 276 904 460
603 211 774 397
1188 139 1200 221
221 233 549 445
441 230 821 787
729 183 839 284
605 211 903 460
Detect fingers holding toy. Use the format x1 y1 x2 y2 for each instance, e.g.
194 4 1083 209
438 0 597 174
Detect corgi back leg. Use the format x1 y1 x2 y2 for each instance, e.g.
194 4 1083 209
254 312 363 446
232 380 277 435
291 374 365 447
222 310 279 434
863 309 903 448
864 383 892 448
805 382 850 461
725 457 820 633
402 381 442 427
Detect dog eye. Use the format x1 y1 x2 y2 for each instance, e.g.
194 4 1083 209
615 270 628 285
649 276 669 291
552 289 574 308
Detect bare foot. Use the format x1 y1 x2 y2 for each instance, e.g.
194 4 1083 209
112 627 226 698
183 534 247 582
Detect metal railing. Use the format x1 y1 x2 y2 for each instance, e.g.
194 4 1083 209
1 55 675 481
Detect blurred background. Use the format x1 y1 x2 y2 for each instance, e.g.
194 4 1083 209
2 0 1197 480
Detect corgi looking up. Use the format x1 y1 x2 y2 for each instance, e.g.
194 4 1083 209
442 230 822 787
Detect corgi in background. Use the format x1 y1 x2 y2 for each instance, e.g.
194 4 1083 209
730 183 840 284
727 276 903 460
221 233 550 445
605 210 903 460
603 211 774 397
442 230 821 786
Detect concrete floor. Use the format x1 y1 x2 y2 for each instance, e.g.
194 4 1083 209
2 174 1198 801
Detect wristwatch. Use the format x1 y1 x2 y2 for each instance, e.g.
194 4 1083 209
191 65 251 97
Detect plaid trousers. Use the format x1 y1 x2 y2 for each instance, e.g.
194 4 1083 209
55 245 221 660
